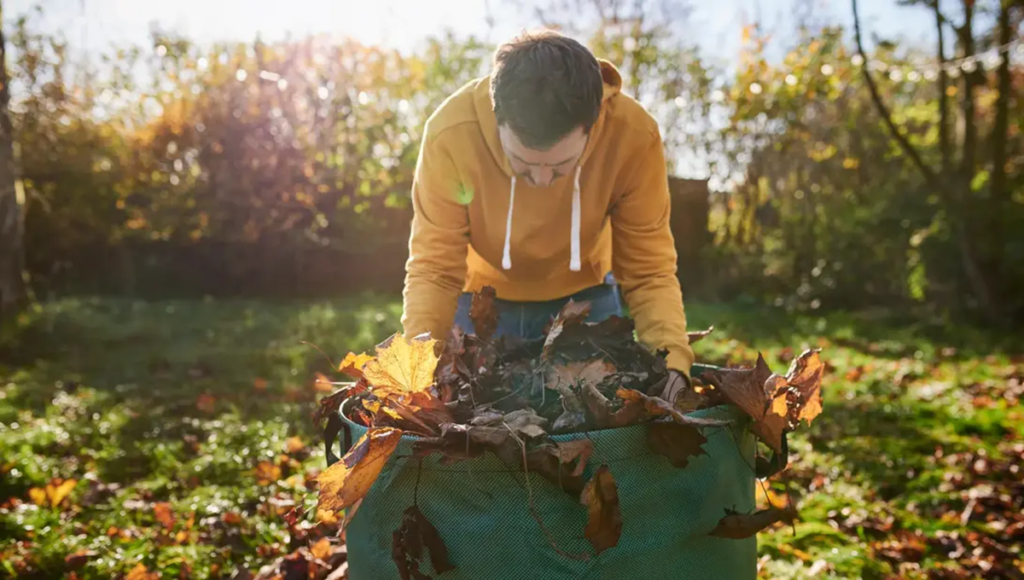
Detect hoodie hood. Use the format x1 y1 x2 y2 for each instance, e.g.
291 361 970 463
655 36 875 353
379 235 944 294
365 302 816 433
473 59 624 179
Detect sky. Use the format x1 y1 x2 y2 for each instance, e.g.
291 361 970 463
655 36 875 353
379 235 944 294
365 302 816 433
6 0 940 68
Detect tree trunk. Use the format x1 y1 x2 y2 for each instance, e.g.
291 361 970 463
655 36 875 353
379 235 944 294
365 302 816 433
958 0 977 178
990 1 1011 213
933 0 952 174
0 0 27 322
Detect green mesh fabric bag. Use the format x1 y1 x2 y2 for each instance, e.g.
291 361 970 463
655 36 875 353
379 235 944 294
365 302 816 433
336 400 759 580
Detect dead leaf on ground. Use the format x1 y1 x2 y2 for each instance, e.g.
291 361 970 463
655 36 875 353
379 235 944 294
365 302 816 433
255 461 283 485
392 505 456 580
362 333 439 400
647 422 708 468
125 563 160 580
153 502 175 531
502 408 549 439
469 286 499 341
64 550 97 571
28 478 77 509
196 393 217 414
317 427 403 513
309 537 333 561
709 506 797 539
253 377 269 391
580 465 622 555
286 436 305 454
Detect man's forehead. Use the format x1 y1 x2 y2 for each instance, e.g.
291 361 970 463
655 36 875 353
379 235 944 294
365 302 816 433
500 125 587 166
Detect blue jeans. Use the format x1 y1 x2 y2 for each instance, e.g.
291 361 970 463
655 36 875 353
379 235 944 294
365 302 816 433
453 274 624 339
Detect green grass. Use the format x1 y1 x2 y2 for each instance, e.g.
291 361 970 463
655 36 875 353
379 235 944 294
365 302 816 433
1 296 1021 579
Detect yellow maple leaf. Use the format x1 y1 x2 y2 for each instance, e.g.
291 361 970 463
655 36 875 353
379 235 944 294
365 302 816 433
361 333 438 400
316 427 402 513
28 488 47 506
310 537 333 561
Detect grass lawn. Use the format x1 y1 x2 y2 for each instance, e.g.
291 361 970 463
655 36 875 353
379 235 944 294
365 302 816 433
1 296 1021 579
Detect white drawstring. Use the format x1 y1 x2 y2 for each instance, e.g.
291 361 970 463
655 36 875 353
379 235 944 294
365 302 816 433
570 166 582 272
502 175 516 270
502 166 582 272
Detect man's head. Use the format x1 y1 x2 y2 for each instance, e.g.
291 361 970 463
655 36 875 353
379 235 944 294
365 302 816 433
491 30 603 187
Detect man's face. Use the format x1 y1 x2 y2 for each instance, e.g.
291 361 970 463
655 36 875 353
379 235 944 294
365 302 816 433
498 124 587 188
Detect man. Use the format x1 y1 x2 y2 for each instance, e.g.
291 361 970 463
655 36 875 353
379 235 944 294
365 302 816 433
401 29 695 397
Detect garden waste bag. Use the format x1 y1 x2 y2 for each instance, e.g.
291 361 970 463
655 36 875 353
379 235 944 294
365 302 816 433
337 401 757 580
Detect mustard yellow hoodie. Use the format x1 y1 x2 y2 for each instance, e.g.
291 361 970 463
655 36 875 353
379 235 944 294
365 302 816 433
402 60 695 376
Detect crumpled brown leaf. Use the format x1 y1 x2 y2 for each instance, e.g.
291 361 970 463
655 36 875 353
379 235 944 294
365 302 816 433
543 300 592 358
687 326 714 344
616 389 732 428
580 465 622 555
784 349 825 426
316 427 402 513
502 408 549 439
469 286 499 342
556 439 595 477
709 506 798 539
392 505 456 580
338 351 374 379
647 422 708 468
704 354 788 452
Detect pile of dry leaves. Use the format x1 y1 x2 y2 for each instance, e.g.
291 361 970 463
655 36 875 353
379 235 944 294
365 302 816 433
312 287 826 578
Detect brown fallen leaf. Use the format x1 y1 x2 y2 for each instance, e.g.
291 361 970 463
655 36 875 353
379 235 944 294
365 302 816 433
196 393 217 414
255 461 283 486
317 427 403 513
549 359 616 389
153 502 175 531
338 352 374 379
615 389 731 429
392 505 456 580
313 372 335 393
580 465 622 555
29 478 77 509
286 436 305 454
785 349 825 426
362 333 439 400
469 286 499 342
708 506 797 539
64 550 97 571
580 382 611 426
502 408 549 439
704 354 787 452
556 439 595 477
687 326 714 344
543 300 592 358
253 377 269 392
647 422 708 468
222 511 244 525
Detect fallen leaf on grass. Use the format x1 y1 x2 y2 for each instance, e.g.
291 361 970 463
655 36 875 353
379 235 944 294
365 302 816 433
255 461 283 485
64 550 97 571
28 478 77 508
196 393 217 414
253 377 269 392
286 436 305 454
647 422 707 468
317 427 403 513
581 465 621 555
469 286 498 341
392 505 456 580
363 334 439 400
223 511 244 525
125 563 160 580
153 502 175 531
309 537 333 561
708 507 797 539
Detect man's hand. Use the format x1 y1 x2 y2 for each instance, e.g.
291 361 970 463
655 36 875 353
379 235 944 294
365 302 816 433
659 369 690 405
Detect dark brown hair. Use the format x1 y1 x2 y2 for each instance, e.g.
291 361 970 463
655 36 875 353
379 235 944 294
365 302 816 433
490 30 603 150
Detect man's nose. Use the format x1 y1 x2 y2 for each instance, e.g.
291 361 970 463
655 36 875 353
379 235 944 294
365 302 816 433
529 167 554 187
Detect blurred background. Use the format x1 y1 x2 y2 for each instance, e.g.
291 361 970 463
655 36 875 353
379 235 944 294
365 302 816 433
0 2 1022 579
2 0 1020 320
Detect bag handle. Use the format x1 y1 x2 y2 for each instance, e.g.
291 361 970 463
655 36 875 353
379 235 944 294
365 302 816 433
324 411 352 468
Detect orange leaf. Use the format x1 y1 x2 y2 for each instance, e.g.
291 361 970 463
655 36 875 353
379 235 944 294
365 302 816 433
316 427 402 513
153 502 175 531
125 563 159 580
222 512 244 525
580 465 621 555
196 393 216 414
28 488 46 506
310 537 333 561
361 334 438 400
64 550 97 570
705 355 787 452
254 461 283 485
785 349 825 426
174 530 188 544
253 377 269 392
338 352 374 379
543 300 592 358
286 436 305 454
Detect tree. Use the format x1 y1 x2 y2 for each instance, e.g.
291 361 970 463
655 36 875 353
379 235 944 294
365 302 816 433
0 0 26 322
